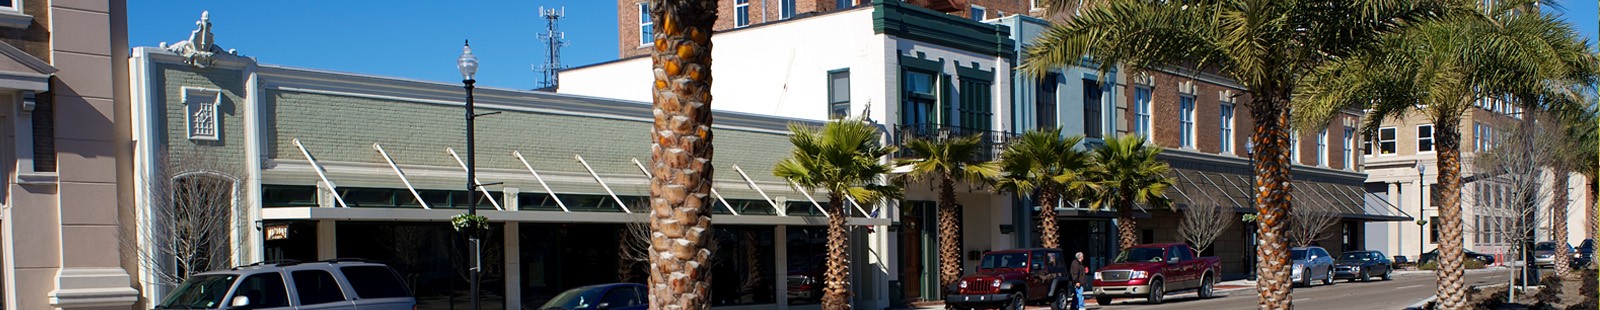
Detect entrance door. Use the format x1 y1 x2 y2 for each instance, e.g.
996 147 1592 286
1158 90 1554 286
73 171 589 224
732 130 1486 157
1057 219 1113 270
897 201 939 301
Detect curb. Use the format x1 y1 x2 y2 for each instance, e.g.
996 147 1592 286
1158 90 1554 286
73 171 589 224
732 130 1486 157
1404 295 1437 310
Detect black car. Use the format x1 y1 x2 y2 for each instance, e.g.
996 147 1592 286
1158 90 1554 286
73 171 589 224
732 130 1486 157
1575 239 1595 268
1333 251 1393 282
539 283 647 310
1416 249 1495 266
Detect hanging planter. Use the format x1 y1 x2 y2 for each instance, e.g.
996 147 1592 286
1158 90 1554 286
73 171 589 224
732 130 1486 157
1241 213 1258 223
452 213 490 236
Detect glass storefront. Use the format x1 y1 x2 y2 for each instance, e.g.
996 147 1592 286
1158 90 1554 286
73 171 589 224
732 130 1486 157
335 222 507 309
786 226 828 305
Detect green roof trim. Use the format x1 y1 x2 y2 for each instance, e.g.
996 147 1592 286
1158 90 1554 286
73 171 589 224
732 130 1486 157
872 0 1015 59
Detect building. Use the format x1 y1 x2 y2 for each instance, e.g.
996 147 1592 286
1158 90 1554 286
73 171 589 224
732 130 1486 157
1362 98 1595 262
0 0 140 309
567 0 1020 305
127 13 886 310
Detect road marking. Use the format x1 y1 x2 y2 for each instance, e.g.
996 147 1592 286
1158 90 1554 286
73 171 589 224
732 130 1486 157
1396 284 1424 289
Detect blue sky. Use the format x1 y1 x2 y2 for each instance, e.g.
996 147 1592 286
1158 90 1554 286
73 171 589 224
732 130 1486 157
130 1 1599 91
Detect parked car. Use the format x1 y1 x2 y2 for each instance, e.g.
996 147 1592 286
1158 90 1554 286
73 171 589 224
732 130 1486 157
1333 250 1393 282
1092 243 1221 305
1416 248 1496 266
945 248 1074 310
786 255 825 302
539 283 647 310
1291 247 1336 287
1534 241 1575 268
156 259 415 310
1575 239 1595 268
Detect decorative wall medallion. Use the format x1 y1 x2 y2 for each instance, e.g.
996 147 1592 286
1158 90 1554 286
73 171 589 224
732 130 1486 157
183 87 221 141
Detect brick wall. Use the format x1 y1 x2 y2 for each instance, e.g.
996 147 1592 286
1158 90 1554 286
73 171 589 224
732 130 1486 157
617 0 1005 58
1122 69 1251 157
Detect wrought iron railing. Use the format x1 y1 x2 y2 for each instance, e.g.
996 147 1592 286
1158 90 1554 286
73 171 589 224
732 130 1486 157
891 123 1017 162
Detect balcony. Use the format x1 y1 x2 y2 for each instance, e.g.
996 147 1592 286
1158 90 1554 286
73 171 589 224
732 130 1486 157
891 123 1016 162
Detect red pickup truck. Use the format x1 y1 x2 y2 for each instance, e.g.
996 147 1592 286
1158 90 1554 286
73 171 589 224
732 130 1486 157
1091 243 1220 305
944 248 1074 310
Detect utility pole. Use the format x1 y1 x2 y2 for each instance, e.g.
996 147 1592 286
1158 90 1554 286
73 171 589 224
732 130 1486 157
535 6 567 90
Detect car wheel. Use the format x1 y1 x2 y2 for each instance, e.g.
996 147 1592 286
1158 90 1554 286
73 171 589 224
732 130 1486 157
1096 296 1113 306
1323 269 1335 285
1198 274 1215 299
1382 267 1393 280
1052 288 1070 310
1007 292 1025 310
1358 269 1369 282
1148 279 1164 304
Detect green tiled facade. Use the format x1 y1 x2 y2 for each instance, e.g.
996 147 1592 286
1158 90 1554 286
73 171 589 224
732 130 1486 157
157 63 248 163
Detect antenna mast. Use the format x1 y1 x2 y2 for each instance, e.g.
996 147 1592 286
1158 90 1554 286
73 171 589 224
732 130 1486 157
535 6 567 89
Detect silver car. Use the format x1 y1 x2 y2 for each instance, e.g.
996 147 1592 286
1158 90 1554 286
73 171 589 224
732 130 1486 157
156 259 416 310
1534 241 1574 268
1290 247 1336 287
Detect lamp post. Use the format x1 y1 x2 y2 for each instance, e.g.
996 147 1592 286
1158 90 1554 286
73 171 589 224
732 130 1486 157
457 40 481 310
1417 162 1426 258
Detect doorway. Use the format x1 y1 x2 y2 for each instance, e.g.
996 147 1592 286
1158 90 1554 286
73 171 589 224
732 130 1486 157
1057 218 1114 270
897 200 939 302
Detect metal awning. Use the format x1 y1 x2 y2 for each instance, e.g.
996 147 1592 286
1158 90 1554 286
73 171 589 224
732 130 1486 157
1165 167 1412 222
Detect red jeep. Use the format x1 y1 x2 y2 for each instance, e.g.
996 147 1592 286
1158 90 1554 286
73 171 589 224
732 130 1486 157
1091 243 1221 305
944 248 1074 310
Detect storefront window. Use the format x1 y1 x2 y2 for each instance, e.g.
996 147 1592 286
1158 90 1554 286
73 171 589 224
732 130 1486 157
262 185 317 207
336 222 506 309
787 226 828 305
710 226 775 306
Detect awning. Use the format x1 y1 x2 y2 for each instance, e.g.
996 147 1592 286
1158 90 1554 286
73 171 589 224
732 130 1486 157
1165 168 1412 222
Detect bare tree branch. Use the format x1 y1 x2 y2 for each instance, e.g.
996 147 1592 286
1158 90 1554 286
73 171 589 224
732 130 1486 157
120 149 244 287
1180 197 1235 254
1288 203 1340 247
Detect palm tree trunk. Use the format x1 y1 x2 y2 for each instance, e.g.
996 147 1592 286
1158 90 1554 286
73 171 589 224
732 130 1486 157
822 195 854 309
1250 98 1293 310
646 1 718 309
1039 187 1061 249
1553 168 1571 277
1432 116 1468 309
1118 192 1137 251
937 175 962 296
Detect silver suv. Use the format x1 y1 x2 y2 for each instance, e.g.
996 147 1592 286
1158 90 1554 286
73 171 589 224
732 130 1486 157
155 259 416 310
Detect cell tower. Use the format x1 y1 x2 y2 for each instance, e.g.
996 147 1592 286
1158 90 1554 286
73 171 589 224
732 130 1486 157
535 6 567 90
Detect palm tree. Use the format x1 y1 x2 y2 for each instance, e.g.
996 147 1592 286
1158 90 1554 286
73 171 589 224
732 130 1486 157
993 128 1091 249
1548 100 1598 276
1084 135 1174 251
774 117 901 310
899 135 1000 295
644 0 719 309
1022 1 1447 307
1293 1 1598 306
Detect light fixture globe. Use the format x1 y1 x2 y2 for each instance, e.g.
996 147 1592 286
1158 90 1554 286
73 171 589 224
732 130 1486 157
457 40 479 80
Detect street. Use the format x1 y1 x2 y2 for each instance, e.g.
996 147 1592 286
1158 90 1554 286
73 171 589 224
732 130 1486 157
1089 269 1508 310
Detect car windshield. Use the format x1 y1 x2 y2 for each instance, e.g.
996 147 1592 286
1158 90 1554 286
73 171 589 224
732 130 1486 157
156 274 238 309
1339 252 1371 261
1113 248 1166 263
1536 243 1558 251
540 286 605 310
980 253 1030 269
1291 249 1309 260
1581 240 1595 250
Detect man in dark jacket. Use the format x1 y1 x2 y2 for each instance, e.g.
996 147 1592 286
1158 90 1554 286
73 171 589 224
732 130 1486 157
1070 252 1090 309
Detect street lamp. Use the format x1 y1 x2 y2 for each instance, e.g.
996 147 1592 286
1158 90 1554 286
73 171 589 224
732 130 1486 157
458 40 481 310
1417 162 1426 258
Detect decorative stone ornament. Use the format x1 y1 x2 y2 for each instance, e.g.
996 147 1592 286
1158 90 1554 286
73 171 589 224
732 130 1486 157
165 11 218 68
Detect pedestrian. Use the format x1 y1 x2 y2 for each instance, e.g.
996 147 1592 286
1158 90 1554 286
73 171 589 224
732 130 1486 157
1071 252 1089 310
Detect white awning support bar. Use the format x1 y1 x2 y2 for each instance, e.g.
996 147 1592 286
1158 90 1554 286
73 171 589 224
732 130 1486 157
373 143 429 209
846 195 871 218
513 150 569 212
788 181 828 218
1195 171 1244 210
633 158 737 216
731 165 781 213
292 139 348 208
445 147 505 211
575 154 632 213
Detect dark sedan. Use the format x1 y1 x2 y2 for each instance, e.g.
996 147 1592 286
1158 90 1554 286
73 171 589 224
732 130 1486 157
1416 249 1495 266
1575 239 1595 268
1333 250 1393 282
539 283 647 310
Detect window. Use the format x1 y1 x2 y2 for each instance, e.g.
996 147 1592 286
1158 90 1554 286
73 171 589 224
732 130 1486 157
1363 133 1373 156
735 0 750 27
958 77 993 131
638 3 653 45
340 266 411 299
1219 104 1234 153
601 286 644 308
828 70 850 119
1377 127 1396 155
970 5 986 21
901 70 937 127
1134 87 1152 139
836 0 854 9
1417 124 1434 153
1343 127 1356 170
1178 95 1195 148
235 273 291 308
1036 74 1059 129
1083 79 1103 138
291 270 347 305
1316 129 1328 166
1291 130 1300 161
780 0 796 19
183 87 221 141
1429 216 1440 244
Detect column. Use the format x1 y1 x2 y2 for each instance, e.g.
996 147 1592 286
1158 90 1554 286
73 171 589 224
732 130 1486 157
504 187 520 308
773 226 787 309
316 220 336 260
